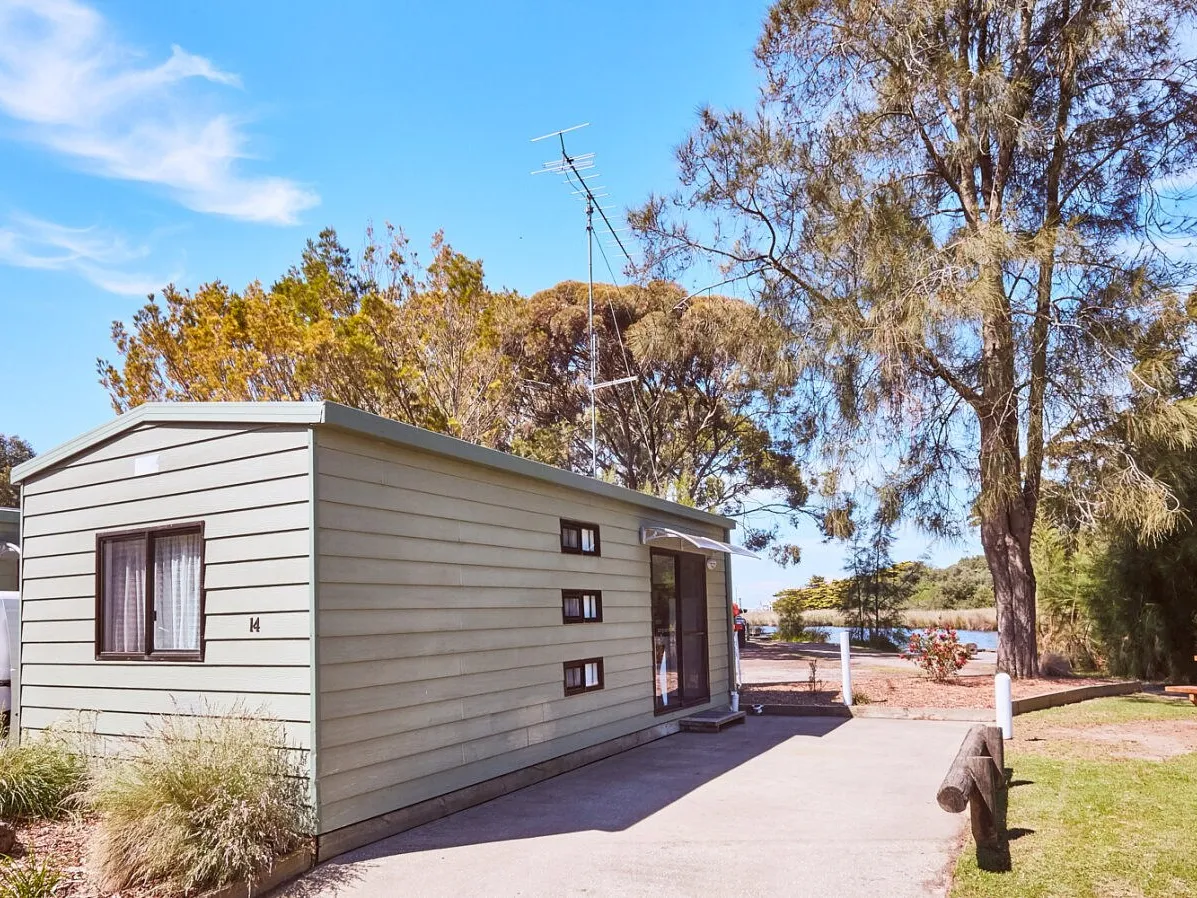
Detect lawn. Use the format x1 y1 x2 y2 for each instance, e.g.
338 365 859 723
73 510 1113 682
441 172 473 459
951 695 1197 897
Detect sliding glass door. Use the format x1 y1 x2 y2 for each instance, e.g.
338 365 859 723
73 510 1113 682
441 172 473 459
651 549 709 712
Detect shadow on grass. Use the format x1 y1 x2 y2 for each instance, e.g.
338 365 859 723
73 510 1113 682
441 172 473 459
974 766 1034 873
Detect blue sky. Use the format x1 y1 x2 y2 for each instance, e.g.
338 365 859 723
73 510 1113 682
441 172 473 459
0 0 979 599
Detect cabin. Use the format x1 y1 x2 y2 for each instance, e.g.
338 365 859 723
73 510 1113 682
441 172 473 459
10 402 752 857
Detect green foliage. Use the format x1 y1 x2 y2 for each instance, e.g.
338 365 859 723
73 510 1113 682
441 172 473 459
0 435 34 508
1031 526 1103 671
777 555 996 627
99 230 810 551
0 857 62 898
840 523 916 642
912 557 995 611
774 574 848 612
88 710 312 895
0 735 87 821
771 591 806 640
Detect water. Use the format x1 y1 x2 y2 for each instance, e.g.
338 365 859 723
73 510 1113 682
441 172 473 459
818 625 998 652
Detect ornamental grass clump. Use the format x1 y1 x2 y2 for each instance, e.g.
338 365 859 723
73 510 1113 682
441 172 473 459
0 734 87 821
0 855 62 898
904 627 973 682
88 710 311 895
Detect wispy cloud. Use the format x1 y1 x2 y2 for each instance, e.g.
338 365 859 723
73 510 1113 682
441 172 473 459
0 0 318 224
0 214 172 295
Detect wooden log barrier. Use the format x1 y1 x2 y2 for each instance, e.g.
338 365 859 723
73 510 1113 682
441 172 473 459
936 724 1007 850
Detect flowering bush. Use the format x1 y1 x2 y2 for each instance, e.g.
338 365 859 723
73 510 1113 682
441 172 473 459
903 627 973 681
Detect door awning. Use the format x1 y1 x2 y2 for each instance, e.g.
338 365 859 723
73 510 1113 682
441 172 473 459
639 525 759 559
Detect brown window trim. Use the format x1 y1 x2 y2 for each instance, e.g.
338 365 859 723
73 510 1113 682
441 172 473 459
560 519 601 556
650 548 711 716
95 522 206 662
561 589 603 624
563 657 604 696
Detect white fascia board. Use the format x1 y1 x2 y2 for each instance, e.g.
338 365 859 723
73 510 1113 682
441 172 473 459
10 402 324 483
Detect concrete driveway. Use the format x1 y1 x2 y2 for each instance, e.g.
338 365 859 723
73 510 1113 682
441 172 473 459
283 716 973 898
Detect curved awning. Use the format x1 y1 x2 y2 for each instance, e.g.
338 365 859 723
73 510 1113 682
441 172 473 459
639 525 759 559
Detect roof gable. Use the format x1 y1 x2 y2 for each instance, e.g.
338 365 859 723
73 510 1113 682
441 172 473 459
13 402 735 530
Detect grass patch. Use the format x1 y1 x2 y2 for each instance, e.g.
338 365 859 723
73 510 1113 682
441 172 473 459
1015 694 1193 735
0 856 62 898
88 710 312 895
952 695 1197 897
0 735 87 821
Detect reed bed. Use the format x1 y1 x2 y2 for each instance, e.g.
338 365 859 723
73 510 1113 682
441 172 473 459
746 607 997 631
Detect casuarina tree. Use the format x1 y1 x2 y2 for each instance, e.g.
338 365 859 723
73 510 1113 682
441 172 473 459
633 0 1197 675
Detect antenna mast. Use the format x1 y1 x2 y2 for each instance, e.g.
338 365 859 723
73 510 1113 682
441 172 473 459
532 124 635 478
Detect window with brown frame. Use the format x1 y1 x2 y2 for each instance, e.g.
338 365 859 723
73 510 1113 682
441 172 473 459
96 523 205 661
560 519 600 556
563 658 604 696
562 589 602 623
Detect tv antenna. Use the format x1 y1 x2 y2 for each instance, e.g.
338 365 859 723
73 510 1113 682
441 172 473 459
532 123 637 477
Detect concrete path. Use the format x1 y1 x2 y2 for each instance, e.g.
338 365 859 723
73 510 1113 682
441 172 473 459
283 717 973 898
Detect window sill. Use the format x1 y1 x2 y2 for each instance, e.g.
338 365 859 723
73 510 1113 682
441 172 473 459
95 652 204 663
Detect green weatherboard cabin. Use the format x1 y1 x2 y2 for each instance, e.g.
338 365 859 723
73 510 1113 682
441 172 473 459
10 402 753 858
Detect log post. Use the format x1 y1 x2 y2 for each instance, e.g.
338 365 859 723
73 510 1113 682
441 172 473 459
936 725 990 813
937 724 1010 854
980 724 1004 774
967 755 1002 850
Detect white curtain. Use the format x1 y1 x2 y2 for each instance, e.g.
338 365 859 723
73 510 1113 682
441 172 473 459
103 538 145 653
154 532 201 651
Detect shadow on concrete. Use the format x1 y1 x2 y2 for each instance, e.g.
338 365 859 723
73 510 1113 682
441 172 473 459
323 716 846 864
273 862 362 897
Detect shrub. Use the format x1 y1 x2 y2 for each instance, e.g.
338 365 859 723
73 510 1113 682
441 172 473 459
88 710 312 895
903 627 973 681
773 592 806 640
0 735 87 821
0 856 61 898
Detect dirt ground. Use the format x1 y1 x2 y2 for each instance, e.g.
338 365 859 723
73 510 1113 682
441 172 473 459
1014 709 1197 761
741 673 1122 709
8 817 166 898
738 637 1120 709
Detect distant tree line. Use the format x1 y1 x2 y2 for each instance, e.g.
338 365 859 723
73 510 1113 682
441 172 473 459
774 556 995 616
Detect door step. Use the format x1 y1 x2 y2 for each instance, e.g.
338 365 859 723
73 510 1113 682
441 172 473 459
678 708 747 733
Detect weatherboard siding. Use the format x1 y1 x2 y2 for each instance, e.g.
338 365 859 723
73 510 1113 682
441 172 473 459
18 422 313 748
313 427 730 834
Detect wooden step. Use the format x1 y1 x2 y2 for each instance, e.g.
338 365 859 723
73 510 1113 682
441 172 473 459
678 708 747 733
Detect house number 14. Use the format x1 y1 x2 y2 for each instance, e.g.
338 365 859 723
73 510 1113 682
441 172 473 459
249 617 261 633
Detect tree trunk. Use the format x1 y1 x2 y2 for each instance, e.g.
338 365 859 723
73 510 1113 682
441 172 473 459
978 400 1038 677
981 504 1038 677
976 271 1039 678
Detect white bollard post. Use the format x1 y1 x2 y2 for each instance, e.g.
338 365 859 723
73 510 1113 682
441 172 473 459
840 630 853 707
995 671 1013 739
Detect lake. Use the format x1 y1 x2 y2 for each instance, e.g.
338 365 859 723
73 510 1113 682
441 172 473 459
756 625 998 652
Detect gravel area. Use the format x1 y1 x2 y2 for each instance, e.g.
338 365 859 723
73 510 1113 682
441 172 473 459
742 674 1122 709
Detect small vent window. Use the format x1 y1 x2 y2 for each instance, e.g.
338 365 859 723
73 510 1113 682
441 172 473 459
564 658 604 695
562 590 602 623
560 520 600 556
